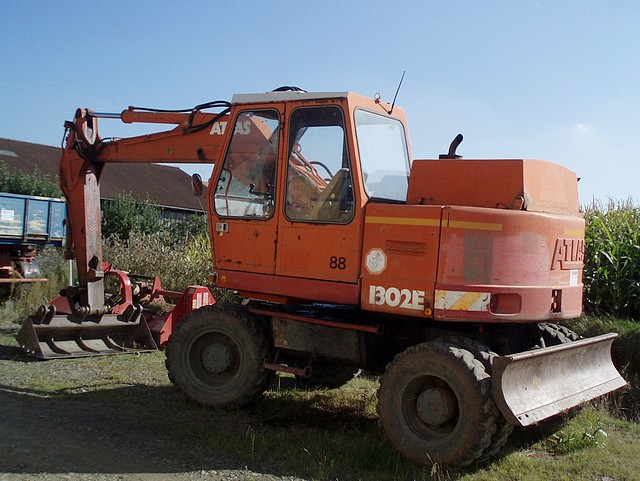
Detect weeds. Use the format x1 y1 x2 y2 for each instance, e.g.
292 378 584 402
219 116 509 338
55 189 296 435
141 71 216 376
0 247 68 322
103 231 212 291
570 315 640 421
0 227 233 322
543 419 608 455
103 230 238 302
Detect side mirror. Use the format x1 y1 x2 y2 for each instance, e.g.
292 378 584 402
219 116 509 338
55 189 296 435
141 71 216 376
192 173 204 197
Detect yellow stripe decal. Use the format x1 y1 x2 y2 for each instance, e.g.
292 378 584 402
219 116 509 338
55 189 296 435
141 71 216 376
447 220 503 232
366 216 502 232
563 228 584 236
365 216 441 227
434 290 491 312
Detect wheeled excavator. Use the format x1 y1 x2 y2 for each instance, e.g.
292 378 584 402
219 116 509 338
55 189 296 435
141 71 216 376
17 88 626 466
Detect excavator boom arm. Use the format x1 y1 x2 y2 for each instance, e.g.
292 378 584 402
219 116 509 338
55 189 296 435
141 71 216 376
60 104 230 315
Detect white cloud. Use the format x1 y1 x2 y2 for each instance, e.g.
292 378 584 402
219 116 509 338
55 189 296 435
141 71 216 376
572 123 594 134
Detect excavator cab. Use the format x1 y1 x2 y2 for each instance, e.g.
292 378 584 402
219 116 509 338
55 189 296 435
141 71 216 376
208 94 412 304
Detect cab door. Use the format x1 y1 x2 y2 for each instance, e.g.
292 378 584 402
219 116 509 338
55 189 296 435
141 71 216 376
275 105 362 286
209 107 281 274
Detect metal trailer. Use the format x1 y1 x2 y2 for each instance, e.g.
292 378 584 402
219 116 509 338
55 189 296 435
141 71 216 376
0 192 65 283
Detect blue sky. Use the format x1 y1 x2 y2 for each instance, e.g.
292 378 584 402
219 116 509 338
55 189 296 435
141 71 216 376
1 1 638 203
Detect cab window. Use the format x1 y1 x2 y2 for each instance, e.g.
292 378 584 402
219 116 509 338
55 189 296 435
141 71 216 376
214 110 279 218
285 106 354 223
355 109 410 202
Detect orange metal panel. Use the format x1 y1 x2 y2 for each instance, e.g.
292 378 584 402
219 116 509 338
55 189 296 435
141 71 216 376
520 159 581 215
276 221 362 282
212 268 360 304
435 206 585 322
407 158 580 215
212 219 278 274
360 203 442 317
408 159 524 209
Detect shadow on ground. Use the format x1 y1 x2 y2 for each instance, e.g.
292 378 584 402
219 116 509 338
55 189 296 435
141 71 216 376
0 339 391 480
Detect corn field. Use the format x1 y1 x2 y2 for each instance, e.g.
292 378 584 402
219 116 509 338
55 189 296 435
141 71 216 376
583 198 640 321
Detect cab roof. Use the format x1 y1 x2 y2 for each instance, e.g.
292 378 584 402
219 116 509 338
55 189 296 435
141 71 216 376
231 91 351 104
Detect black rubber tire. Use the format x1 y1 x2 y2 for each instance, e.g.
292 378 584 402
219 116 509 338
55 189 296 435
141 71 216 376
377 341 497 467
299 361 360 388
165 304 272 408
434 336 513 463
539 323 580 346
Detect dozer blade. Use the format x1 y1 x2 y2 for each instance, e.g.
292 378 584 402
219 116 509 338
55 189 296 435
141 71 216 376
492 333 627 427
17 313 158 360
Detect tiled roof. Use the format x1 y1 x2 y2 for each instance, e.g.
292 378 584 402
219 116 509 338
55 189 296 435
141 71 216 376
0 138 204 211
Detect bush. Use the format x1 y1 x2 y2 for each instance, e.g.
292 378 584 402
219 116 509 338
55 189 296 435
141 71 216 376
167 213 209 241
0 160 62 197
101 194 165 240
101 193 208 244
583 199 640 321
99 191 213 293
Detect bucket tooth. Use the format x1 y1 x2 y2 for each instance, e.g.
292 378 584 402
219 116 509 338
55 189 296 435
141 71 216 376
492 333 627 426
17 312 158 360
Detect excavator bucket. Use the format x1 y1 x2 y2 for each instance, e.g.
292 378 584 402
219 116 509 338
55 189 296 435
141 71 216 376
492 333 627 426
17 305 157 360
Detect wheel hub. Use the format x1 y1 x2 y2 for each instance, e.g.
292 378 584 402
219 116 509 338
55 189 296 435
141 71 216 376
201 343 232 374
416 386 457 425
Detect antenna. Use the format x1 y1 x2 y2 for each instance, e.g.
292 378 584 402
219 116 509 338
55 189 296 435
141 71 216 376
375 71 406 115
389 71 406 115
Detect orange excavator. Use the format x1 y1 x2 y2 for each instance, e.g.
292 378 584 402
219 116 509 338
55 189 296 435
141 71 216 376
18 88 625 466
